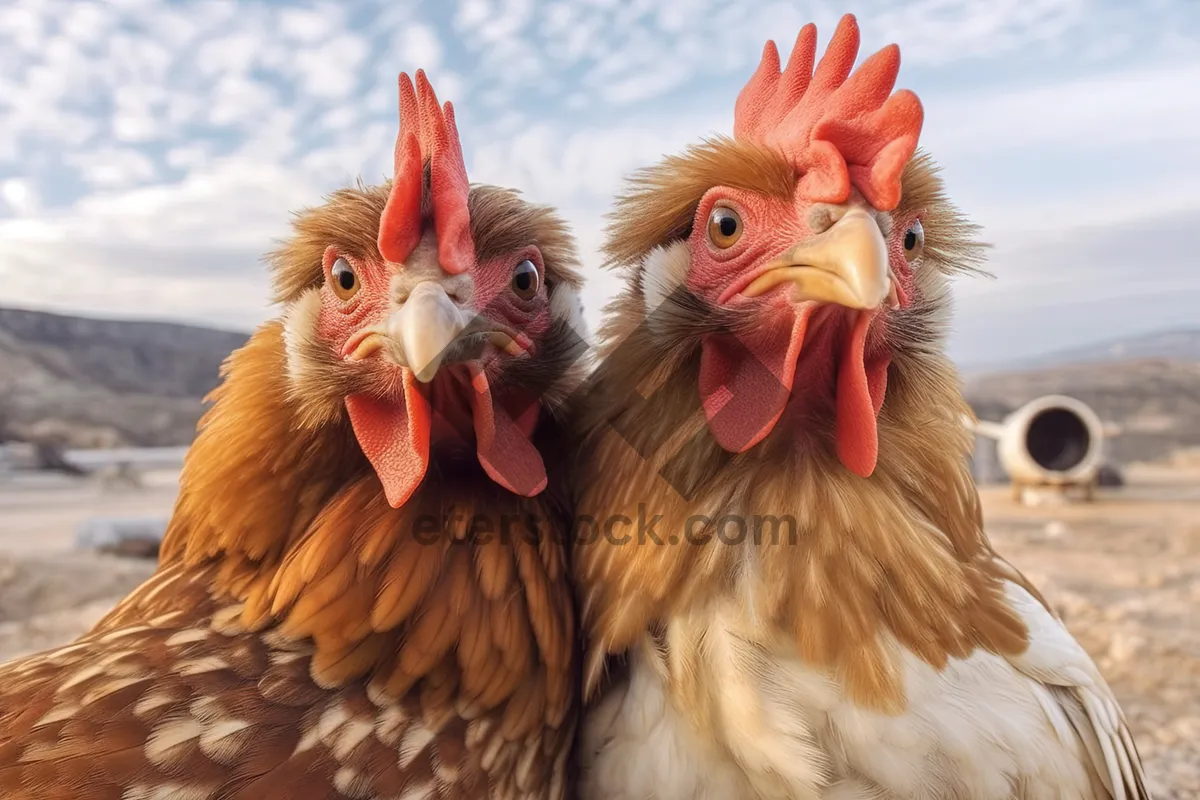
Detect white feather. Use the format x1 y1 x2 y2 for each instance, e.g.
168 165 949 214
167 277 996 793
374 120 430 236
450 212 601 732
1003 581 1150 799
578 646 749 800
641 241 692 316
580 582 1151 799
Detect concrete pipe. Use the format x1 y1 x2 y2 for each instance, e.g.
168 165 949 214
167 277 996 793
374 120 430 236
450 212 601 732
971 394 1107 492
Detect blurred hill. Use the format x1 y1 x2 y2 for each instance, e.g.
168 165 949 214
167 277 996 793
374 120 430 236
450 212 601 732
1 306 1198 464
962 328 1200 375
0 307 248 447
964 343 1200 465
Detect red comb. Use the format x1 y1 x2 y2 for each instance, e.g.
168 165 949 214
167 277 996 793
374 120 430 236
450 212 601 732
733 14 923 210
378 70 473 274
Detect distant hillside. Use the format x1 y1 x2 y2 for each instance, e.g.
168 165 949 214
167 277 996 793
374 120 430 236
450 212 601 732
965 358 1200 464
963 328 1200 375
0 307 248 448
2 305 1198 464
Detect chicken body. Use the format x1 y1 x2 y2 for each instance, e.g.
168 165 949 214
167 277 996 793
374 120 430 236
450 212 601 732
571 16 1149 800
0 72 586 800
576 457 1140 800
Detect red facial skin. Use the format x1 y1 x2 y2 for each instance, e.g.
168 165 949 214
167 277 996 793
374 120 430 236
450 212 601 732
684 182 922 475
887 209 921 307
686 185 917 313
316 244 552 387
468 245 555 357
313 241 554 504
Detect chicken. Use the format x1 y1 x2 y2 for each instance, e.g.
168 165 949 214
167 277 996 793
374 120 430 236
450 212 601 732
0 71 586 800
570 14 1151 800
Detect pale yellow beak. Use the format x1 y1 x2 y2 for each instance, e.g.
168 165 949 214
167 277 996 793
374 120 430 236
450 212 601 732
345 281 526 382
346 282 469 382
742 208 897 310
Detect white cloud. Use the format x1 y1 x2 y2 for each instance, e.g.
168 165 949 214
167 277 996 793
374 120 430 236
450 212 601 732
397 22 443 68
925 61 1200 158
470 111 726 211
165 145 212 170
278 4 345 43
73 158 315 246
859 0 1090 65
0 179 36 213
455 0 493 31
0 0 1194 368
288 32 370 99
194 32 261 79
68 147 157 189
59 2 114 45
206 74 281 128
600 58 693 105
0 247 273 332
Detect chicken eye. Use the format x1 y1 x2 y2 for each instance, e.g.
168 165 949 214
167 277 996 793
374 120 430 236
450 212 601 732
511 259 540 300
903 220 925 262
707 206 743 249
330 257 360 300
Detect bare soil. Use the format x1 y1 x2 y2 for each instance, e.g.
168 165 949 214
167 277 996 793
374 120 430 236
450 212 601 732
981 464 1200 799
0 467 1196 797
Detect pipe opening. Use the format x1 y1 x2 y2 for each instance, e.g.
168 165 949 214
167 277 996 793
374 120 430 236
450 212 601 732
1025 407 1091 472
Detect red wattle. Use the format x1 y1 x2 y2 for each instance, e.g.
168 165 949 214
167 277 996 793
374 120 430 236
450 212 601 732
469 365 547 497
698 311 810 453
834 311 889 477
696 305 892 478
346 371 431 508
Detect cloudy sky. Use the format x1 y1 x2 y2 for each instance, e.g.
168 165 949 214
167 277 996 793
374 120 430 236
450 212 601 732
0 0 1196 367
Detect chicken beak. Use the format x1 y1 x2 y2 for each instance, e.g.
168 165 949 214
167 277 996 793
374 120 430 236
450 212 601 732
742 208 893 309
346 281 471 383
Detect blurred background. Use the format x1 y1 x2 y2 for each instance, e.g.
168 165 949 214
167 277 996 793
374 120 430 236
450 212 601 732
0 0 1197 795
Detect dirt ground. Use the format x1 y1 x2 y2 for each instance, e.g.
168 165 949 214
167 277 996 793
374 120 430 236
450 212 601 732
0 465 1196 797
981 465 1200 798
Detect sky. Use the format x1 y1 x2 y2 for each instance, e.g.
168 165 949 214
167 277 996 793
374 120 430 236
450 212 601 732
0 0 1197 367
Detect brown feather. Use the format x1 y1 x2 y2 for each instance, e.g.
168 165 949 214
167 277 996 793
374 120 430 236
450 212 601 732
0 182 581 799
603 135 796 269
573 150 1032 719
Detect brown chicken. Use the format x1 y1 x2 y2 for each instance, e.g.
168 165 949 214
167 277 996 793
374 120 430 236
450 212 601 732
571 14 1150 800
0 71 585 800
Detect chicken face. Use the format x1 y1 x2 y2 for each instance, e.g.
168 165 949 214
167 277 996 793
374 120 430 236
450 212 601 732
607 14 943 480
317 236 559 509
684 183 923 478
321 242 548 387
275 71 586 509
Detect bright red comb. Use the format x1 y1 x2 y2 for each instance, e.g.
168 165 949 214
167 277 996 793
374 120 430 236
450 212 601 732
733 14 923 211
378 70 473 274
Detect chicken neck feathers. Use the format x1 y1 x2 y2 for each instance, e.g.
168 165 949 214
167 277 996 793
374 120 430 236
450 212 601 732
0 323 578 800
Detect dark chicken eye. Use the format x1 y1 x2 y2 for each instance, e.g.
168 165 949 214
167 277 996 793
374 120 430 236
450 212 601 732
903 219 925 262
708 206 743 249
511 259 541 300
330 257 360 300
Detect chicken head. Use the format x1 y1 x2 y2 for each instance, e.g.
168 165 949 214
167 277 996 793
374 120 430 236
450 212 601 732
279 71 586 509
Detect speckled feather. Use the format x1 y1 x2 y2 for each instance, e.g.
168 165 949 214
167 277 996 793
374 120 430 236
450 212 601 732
0 180 584 800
